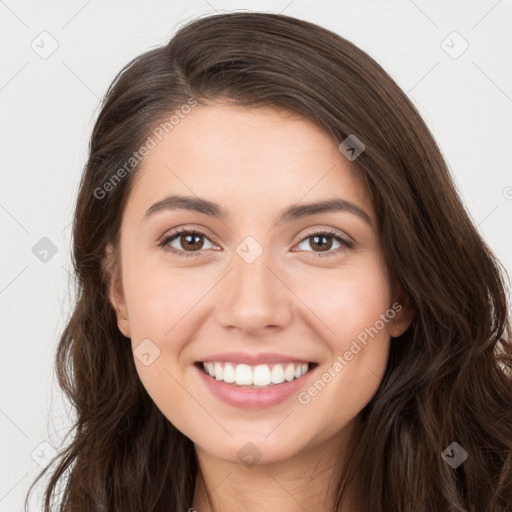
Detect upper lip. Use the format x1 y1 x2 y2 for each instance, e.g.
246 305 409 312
197 351 316 365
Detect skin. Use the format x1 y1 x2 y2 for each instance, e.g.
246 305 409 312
106 102 414 511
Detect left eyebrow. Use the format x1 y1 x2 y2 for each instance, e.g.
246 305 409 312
275 198 373 228
143 194 373 228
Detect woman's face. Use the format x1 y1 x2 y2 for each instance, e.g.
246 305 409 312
107 102 410 465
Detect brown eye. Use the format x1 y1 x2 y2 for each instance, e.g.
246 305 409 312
177 232 204 251
295 230 353 258
159 229 216 257
309 234 334 252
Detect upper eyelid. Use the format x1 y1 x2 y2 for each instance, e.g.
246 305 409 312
296 227 351 242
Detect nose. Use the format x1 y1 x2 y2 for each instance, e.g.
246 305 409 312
216 247 293 335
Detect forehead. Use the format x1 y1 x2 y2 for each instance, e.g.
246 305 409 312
126 102 372 222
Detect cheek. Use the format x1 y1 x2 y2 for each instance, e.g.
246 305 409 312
291 258 392 425
121 259 200 427
121 249 208 340
288 256 391 342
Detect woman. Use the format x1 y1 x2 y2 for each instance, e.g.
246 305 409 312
25 11 512 512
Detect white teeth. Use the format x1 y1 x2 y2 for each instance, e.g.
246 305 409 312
214 362 224 380
284 363 296 382
253 365 271 386
235 364 253 385
271 364 285 384
206 362 215 377
223 362 236 383
201 361 311 386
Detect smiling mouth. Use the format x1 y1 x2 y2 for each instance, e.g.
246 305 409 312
194 361 319 388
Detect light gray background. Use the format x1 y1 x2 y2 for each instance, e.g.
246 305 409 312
1 1 511 510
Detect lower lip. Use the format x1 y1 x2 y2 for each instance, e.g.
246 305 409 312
195 363 318 409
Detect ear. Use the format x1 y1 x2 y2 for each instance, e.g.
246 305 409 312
389 285 415 338
103 243 131 338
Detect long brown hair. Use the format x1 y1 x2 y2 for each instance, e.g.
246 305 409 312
24 11 512 511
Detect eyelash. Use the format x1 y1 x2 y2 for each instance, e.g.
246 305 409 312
158 227 354 259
